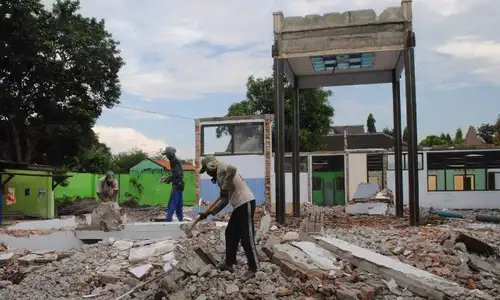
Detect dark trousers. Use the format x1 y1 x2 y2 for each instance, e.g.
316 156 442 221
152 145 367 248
165 186 183 221
225 199 259 272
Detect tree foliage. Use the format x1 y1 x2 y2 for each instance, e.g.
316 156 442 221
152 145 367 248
477 117 500 145
215 76 334 152
113 148 149 173
454 128 464 145
366 113 376 133
0 0 124 167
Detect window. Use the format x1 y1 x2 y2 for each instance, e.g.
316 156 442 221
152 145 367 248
453 175 475 191
336 177 345 190
201 122 264 155
284 156 308 173
488 172 500 190
312 177 322 190
427 175 437 191
368 176 379 185
388 153 423 170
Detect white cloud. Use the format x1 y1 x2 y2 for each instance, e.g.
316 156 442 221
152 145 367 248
40 0 499 100
93 125 168 155
435 37 500 85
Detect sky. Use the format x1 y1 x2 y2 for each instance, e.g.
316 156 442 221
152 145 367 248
43 0 500 159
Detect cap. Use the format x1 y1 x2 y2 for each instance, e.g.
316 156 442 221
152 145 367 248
105 171 115 180
199 155 216 174
162 146 176 156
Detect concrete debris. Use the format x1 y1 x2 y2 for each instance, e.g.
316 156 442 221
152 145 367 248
347 184 395 215
89 202 123 232
1 204 499 300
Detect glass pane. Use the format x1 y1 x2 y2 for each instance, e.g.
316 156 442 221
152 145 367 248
233 123 264 154
203 126 232 155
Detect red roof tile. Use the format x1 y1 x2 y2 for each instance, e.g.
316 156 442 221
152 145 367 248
153 159 195 171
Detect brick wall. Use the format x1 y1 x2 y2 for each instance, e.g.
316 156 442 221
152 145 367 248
264 115 273 212
194 119 201 202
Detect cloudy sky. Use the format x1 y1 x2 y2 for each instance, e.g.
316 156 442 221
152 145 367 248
44 0 500 158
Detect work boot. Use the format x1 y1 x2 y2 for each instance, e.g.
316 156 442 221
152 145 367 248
241 270 256 281
217 263 234 272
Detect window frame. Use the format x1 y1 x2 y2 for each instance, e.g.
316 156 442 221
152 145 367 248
427 175 437 191
284 156 308 173
200 122 265 156
387 153 424 171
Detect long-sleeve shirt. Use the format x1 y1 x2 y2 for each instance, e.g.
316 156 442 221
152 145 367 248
211 161 254 215
166 157 184 187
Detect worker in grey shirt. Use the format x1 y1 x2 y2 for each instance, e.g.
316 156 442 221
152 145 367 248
198 155 259 280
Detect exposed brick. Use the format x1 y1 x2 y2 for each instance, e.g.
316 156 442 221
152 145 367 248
382 153 388 188
194 120 201 203
264 114 273 212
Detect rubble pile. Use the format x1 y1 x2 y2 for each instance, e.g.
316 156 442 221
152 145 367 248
328 224 500 297
0 219 410 300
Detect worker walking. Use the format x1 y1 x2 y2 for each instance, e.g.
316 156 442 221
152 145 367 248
198 155 259 280
161 146 184 222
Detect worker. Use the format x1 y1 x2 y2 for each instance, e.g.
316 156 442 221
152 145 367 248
198 155 259 280
161 146 184 222
97 171 119 208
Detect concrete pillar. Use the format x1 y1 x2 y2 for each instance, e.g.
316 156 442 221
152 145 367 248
404 30 419 226
291 85 300 217
392 74 404 217
273 57 286 225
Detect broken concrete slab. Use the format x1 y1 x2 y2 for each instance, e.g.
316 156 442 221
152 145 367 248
7 218 77 230
113 240 134 251
313 235 494 300
128 263 153 279
90 202 123 231
0 252 14 264
272 242 340 278
75 222 188 241
0 230 83 251
128 240 177 263
345 202 394 215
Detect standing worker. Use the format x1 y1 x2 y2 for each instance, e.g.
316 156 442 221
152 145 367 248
198 155 259 280
161 146 184 221
97 171 119 208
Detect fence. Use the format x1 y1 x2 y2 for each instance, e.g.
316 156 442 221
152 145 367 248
54 171 196 206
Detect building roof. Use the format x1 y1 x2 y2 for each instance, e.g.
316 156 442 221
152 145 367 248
152 159 196 171
0 160 58 172
323 133 406 151
330 125 365 135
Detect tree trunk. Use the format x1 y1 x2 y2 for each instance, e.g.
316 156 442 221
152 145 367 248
10 122 23 162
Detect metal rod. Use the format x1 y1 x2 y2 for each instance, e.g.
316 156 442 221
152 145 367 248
404 30 420 226
392 74 404 217
292 85 300 217
274 58 286 224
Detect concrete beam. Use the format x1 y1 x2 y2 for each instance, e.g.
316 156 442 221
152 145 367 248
277 26 405 58
394 51 405 80
313 235 494 300
278 7 405 32
76 222 189 241
296 70 392 88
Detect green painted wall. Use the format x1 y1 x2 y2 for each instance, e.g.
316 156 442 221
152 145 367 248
428 169 486 190
312 171 345 206
55 171 196 206
128 170 196 206
130 159 163 172
1 169 54 218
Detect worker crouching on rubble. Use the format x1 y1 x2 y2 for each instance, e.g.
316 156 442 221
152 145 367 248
198 155 259 280
161 146 184 222
97 171 119 208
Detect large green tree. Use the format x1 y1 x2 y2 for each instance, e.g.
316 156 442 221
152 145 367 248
216 76 334 152
454 128 464 145
0 0 124 165
366 113 376 133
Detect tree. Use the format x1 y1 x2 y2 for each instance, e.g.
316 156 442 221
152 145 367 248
0 0 124 164
454 128 464 145
70 134 115 173
216 76 334 152
402 126 408 143
113 149 149 173
478 123 497 144
382 127 393 135
366 113 376 133
419 132 453 147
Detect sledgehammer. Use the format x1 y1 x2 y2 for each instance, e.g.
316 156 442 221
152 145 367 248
181 197 221 238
